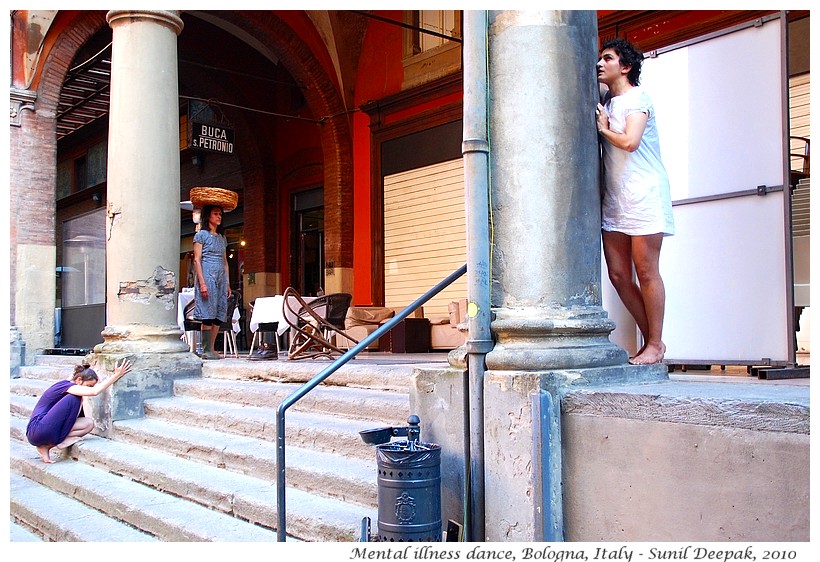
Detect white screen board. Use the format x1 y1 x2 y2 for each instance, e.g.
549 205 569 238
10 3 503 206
660 194 789 362
641 20 785 201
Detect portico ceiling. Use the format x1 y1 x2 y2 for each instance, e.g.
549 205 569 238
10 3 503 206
56 42 111 140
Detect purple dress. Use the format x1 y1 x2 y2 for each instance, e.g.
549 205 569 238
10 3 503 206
26 380 84 447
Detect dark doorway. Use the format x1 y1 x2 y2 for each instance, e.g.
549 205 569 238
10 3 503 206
293 188 324 296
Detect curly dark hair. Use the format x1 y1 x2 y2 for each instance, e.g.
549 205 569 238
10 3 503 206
601 37 644 86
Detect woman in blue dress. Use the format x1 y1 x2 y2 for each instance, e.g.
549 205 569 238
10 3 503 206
27 358 132 463
192 204 231 360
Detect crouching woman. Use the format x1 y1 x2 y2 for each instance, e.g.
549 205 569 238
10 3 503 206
26 358 132 463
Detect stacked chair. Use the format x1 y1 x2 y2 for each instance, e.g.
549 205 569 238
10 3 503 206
282 287 356 360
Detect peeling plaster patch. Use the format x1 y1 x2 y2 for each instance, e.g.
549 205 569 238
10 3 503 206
106 202 122 241
118 266 177 309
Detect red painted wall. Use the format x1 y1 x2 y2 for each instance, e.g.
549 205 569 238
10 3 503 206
350 11 406 304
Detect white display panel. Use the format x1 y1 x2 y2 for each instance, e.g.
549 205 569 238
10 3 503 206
602 16 791 364
641 20 785 201
660 194 789 363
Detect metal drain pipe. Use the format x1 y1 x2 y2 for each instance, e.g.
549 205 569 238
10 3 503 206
461 10 492 543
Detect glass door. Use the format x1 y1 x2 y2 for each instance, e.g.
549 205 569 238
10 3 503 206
60 207 106 348
293 187 325 296
296 208 324 296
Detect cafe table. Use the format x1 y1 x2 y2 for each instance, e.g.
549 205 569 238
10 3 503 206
248 294 321 354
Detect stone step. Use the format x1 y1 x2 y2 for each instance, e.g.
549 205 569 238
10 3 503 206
200 355 428 392
11 412 378 510
9 393 38 420
10 377 52 397
10 472 157 542
9 518 45 542
111 416 379 509
16 364 75 382
9 421 372 542
10 388 393 463
12 373 412 428
9 352 428 542
10 439 283 541
142 395 382 461
34 353 89 365
173 376 411 425
10 368 400 505
74 436 371 541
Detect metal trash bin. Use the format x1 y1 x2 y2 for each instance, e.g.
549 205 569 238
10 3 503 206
360 415 442 542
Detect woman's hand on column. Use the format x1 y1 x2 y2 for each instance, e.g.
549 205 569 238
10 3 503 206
113 358 133 381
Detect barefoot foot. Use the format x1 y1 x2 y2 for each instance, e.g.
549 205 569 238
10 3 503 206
36 445 54 464
629 342 666 365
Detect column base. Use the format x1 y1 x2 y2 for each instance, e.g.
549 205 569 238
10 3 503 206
96 323 190 354
10 326 26 378
411 361 669 542
87 324 201 432
486 307 629 371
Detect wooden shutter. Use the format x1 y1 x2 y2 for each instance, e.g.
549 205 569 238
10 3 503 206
384 159 467 318
789 72 810 237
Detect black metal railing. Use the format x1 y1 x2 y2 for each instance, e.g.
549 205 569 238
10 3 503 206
275 264 467 541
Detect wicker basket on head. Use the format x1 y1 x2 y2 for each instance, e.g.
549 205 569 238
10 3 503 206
189 187 238 212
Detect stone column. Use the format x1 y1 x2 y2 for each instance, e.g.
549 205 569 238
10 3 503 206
91 10 198 426
481 11 667 541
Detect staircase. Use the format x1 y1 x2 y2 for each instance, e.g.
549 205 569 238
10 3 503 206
9 353 425 542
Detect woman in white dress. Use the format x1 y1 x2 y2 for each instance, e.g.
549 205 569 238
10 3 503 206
596 37 674 365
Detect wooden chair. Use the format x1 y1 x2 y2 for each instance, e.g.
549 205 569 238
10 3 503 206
282 287 357 360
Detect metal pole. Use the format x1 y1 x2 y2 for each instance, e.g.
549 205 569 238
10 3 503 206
462 10 492 543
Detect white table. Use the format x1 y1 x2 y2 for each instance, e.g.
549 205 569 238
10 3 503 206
177 289 239 333
249 295 320 336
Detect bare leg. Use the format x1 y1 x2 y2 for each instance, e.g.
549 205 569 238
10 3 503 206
199 325 210 354
603 231 667 364
56 417 95 449
629 234 666 365
36 445 54 464
603 231 650 357
200 325 220 359
209 324 219 355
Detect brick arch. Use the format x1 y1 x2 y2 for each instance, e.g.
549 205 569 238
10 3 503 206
35 11 109 114
9 11 109 349
14 10 110 248
212 11 354 273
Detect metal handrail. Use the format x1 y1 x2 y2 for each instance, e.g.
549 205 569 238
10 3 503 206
275 263 468 541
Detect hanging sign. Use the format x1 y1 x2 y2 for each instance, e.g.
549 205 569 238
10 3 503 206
191 122 235 154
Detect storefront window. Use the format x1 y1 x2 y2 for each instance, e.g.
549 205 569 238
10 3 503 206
61 208 106 306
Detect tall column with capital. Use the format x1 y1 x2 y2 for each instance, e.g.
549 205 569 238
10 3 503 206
90 10 198 427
